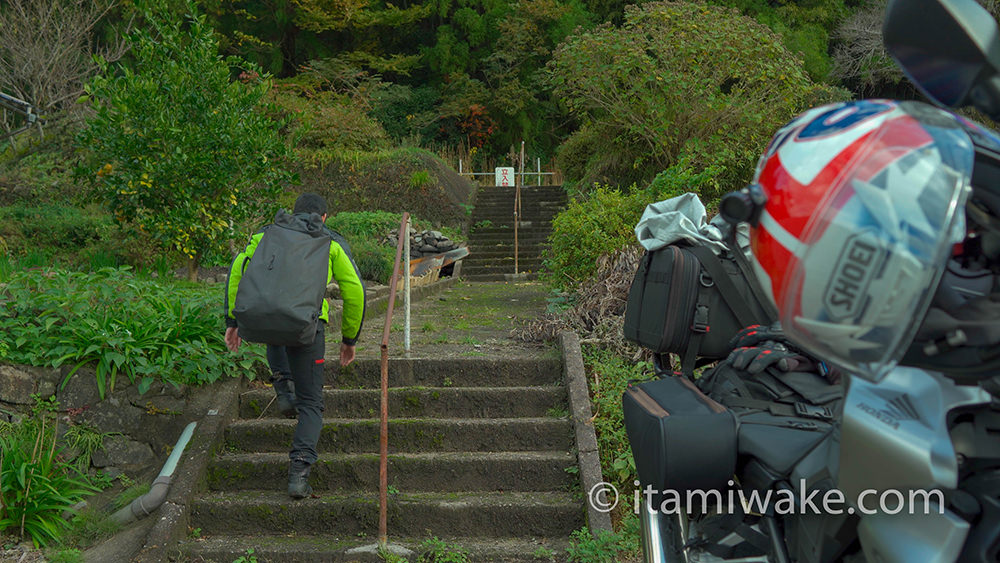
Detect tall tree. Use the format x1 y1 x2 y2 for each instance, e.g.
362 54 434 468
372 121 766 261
78 0 294 281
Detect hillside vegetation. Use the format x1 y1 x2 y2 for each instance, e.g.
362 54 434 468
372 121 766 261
1 0 894 555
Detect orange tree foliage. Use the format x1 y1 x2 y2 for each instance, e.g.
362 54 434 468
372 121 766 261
77 0 293 280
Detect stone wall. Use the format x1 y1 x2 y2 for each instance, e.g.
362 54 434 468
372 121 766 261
1 363 203 482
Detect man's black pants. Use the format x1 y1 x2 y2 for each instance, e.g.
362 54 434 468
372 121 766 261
266 322 326 465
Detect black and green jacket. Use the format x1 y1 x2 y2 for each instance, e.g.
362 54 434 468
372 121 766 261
225 214 366 345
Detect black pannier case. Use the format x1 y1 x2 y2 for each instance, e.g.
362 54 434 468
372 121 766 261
623 375 737 495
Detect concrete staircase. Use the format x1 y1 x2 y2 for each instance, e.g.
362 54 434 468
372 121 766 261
178 358 582 562
463 186 567 281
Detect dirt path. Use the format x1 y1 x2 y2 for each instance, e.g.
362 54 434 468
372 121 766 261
343 279 556 362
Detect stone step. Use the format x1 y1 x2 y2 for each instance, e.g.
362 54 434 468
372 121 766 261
207 451 575 493
463 266 545 276
469 227 554 236
240 386 566 419
469 249 550 259
224 417 574 454
189 491 584 538
463 273 541 282
181 533 571 562
463 265 545 275
468 236 552 246
468 241 551 250
464 256 544 265
476 187 566 194
471 208 562 215
326 358 562 388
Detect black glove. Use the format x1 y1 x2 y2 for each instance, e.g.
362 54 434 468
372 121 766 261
728 341 808 374
729 322 785 349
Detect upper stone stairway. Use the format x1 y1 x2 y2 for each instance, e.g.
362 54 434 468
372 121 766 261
463 186 567 281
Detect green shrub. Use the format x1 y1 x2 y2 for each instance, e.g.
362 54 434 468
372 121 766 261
417 536 470 563
0 267 263 398
327 210 403 241
0 203 179 273
369 83 441 143
549 1 849 197
544 160 716 289
78 0 293 281
542 186 646 289
566 515 641 562
582 346 655 496
0 399 100 547
349 237 396 284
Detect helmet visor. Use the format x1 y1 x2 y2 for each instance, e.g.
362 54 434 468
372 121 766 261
775 108 973 382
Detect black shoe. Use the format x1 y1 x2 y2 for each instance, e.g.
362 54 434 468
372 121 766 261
275 394 297 419
288 460 313 499
271 374 297 419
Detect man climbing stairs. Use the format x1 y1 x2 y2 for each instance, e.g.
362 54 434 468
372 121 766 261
177 282 585 562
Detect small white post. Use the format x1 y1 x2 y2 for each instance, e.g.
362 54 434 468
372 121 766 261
459 159 463 176
537 158 541 186
404 217 411 353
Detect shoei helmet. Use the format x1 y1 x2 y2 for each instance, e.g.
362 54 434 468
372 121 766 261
743 100 974 382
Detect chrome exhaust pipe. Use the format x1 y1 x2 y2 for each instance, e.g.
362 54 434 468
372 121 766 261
640 500 688 563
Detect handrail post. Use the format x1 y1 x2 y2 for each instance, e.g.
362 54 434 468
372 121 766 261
379 211 409 548
404 218 411 353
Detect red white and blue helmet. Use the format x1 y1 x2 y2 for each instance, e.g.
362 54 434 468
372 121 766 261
743 100 974 381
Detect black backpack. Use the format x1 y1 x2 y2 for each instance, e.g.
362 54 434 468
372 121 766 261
233 210 332 346
623 240 775 375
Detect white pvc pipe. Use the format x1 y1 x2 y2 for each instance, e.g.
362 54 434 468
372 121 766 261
110 421 197 526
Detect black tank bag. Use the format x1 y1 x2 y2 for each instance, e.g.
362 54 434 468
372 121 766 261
623 241 775 375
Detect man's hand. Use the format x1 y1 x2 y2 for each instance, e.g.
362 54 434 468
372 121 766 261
340 343 356 367
225 327 241 352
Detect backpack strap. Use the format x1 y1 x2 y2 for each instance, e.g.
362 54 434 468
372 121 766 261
688 245 758 328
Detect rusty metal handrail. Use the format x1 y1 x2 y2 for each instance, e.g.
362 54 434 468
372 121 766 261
379 212 410 547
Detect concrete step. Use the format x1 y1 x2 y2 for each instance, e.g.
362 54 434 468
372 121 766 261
469 228 554 237
207 451 575 493
224 417 574 454
468 236 552 246
190 490 584 538
464 256 544 265
326 358 563 388
240 386 566 419
463 273 541 282
470 212 563 218
468 242 551 250
181 534 572 562
469 249 550 259
463 268 542 275
463 266 545 276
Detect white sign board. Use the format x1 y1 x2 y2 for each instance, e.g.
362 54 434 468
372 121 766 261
495 167 515 187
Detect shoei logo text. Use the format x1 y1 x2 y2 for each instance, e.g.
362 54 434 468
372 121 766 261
825 231 884 321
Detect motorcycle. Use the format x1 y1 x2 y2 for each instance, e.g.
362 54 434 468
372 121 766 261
631 0 1000 560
